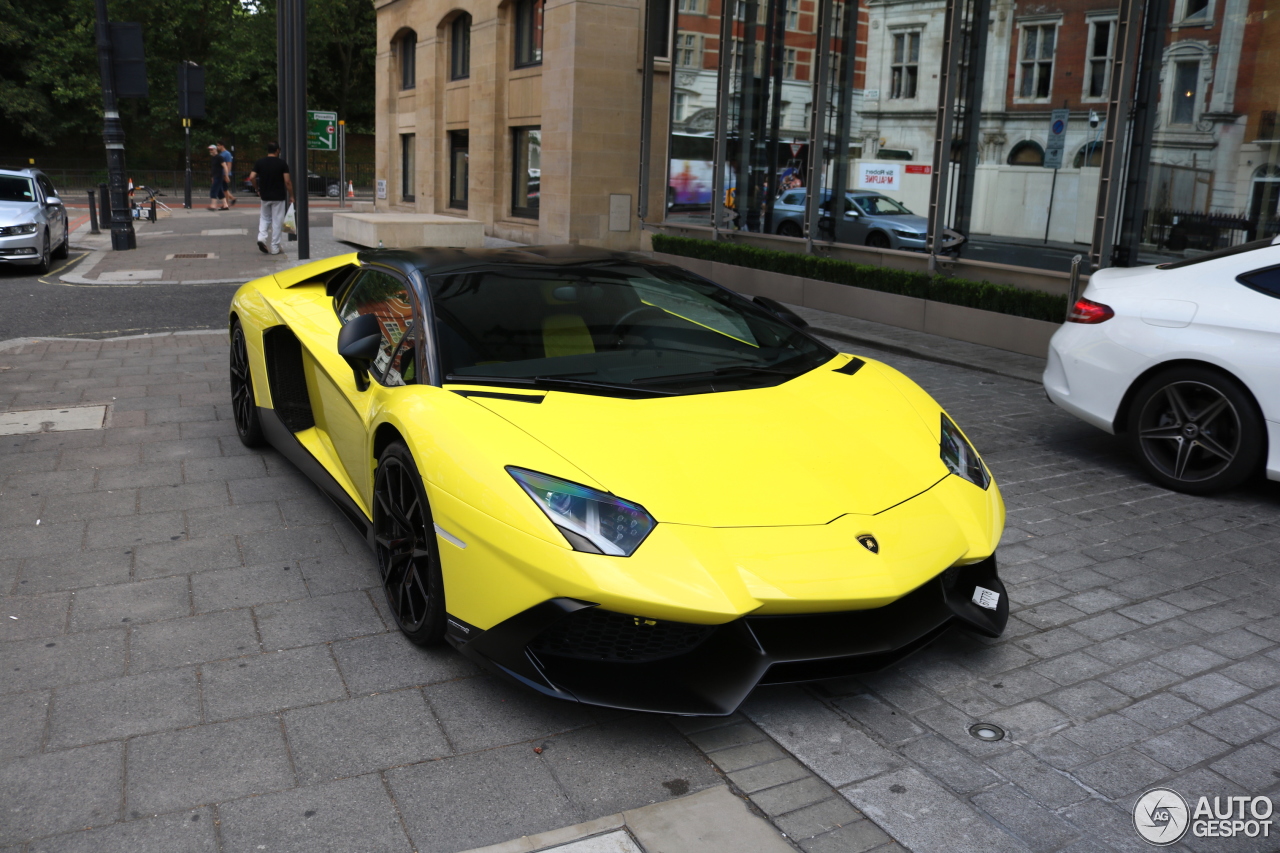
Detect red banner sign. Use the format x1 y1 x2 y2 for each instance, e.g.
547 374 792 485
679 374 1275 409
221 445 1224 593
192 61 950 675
905 165 932 174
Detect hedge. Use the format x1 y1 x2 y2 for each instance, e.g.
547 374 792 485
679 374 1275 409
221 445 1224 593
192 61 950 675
651 234 1068 323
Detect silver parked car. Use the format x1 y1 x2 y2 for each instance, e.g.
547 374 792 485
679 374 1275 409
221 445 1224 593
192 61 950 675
768 188 964 252
0 168 69 274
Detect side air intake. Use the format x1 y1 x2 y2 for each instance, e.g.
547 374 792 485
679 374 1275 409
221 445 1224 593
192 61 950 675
263 326 315 432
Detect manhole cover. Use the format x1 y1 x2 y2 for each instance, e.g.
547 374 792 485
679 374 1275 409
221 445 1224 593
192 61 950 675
0 405 108 435
166 253 217 260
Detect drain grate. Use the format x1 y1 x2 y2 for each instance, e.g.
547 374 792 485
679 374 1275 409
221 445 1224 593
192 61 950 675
166 253 217 260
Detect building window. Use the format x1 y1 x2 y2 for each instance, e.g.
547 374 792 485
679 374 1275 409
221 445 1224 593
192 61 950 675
889 32 920 99
451 14 471 80
786 0 800 30
1018 23 1056 100
399 31 417 90
674 91 689 121
515 0 544 67
1007 140 1044 166
1178 0 1210 21
784 48 797 79
731 38 762 77
678 0 703 12
449 131 469 209
1171 60 1199 125
512 127 540 218
401 134 416 201
1085 18 1115 100
676 32 701 68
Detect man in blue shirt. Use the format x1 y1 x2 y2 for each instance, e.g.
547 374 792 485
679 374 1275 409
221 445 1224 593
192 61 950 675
216 141 237 208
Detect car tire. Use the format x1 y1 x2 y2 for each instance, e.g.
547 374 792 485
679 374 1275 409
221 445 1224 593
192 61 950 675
52 221 69 260
33 231 52 274
1124 366 1265 495
229 321 267 448
373 441 447 646
777 221 803 238
866 231 891 250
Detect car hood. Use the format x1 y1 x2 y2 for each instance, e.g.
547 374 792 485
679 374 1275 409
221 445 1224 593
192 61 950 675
0 203 38 225
467 358 947 527
867 212 929 234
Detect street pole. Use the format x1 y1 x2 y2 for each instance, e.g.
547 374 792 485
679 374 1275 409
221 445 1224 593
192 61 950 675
339 120 346 209
1044 166 1059 244
183 118 192 209
93 0 136 250
292 0 309 260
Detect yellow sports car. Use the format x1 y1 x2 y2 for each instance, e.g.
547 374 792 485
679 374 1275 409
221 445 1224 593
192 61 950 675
229 245 1007 715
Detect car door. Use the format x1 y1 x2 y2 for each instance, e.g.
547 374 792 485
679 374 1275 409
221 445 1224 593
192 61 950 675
836 195 870 245
313 267 421 506
35 174 64 247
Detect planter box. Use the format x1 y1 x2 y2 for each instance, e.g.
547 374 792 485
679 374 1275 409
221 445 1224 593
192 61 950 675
652 251 1059 358
333 213 485 248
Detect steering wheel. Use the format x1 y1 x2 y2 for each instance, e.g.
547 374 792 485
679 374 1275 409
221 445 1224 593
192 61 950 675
609 305 668 341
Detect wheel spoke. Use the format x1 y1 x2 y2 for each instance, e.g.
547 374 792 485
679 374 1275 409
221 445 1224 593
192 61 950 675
1172 438 1195 479
1193 396 1229 430
1164 385 1191 425
1139 424 1183 440
1195 433 1235 462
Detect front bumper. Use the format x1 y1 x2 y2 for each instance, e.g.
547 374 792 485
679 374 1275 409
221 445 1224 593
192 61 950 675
0 231 42 265
450 553 1007 715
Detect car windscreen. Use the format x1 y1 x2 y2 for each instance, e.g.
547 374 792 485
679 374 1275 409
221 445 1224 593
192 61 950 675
430 264 834 396
1156 237 1278 269
856 196 912 216
0 176 35 203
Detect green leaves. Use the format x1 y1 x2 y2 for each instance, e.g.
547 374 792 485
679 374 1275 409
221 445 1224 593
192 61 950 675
651 234 1068 323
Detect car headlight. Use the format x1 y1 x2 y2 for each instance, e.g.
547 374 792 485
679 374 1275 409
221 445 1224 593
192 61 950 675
508 467 656 556
893 229 923 239
940 414 990 489
0 223 38 236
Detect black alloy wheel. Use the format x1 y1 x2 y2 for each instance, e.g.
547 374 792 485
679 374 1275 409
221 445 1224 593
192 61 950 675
866 231 891 250
1126 366 1264 495
777 220 803 239
34 230 52 274
373 442 446 645
229 322 266 447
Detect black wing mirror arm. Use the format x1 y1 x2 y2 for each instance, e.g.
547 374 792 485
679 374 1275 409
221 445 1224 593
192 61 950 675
336 312 383 391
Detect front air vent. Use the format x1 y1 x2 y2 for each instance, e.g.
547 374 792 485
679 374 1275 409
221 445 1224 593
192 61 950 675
529 608 715 662
263 326 315 432
834 358 865 375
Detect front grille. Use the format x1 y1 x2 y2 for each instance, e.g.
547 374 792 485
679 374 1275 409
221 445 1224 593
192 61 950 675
529 608 715 663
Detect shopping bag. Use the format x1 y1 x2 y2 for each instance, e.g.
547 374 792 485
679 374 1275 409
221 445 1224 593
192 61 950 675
282 203 297 234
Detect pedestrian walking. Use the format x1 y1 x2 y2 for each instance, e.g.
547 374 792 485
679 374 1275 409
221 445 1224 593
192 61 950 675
207 144 229 211
216 141 237 208
248 142 294 255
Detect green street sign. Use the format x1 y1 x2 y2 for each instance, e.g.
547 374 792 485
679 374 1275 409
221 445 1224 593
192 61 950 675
307 110 338 151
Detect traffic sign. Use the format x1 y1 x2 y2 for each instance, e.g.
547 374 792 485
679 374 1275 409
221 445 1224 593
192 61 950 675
307 110 338 151
1044 108 1069 169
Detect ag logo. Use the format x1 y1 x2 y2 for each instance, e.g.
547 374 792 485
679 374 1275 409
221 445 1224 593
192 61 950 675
857 535 879 554
1133 788 1189 845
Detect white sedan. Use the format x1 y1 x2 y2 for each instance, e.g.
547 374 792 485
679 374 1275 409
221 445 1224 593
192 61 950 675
1044 237 1280 494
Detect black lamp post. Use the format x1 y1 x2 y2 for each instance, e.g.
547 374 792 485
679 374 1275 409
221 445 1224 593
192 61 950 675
93 0 136 250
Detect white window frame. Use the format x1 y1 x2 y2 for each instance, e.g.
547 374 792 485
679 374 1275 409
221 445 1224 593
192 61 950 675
1015 19 1060 102
888 29 922 100
1082 15 1116 102
784 47 798 79
1174 0 1214 24
675 31 702 68
785 0 800 30
677 0 703 14
1168 56 1205 127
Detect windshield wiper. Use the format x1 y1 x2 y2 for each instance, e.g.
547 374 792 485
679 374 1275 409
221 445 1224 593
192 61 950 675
630 364 801 386
445 374 674 397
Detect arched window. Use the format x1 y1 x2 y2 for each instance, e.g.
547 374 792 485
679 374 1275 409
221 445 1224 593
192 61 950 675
1007 140 1044 166
1073 141 1103 168
451 14 471 80
398 30 418 90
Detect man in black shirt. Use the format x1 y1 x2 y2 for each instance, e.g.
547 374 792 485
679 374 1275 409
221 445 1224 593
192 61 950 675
248 142 295 255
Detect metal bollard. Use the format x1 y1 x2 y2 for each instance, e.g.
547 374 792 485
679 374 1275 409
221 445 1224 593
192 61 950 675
98 183 111 231
88 190 101 234
1066 254 1083 322
150 199 157 223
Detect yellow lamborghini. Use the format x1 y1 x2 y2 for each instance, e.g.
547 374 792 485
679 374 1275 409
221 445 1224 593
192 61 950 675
228 245 1007 715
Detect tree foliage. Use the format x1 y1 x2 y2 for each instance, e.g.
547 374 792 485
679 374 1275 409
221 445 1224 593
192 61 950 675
0 0 376 166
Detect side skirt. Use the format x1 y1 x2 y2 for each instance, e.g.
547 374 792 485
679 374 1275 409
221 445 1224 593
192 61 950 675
258 406 373 545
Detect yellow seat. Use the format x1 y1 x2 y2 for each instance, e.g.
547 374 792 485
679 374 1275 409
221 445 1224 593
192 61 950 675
543 314 595 359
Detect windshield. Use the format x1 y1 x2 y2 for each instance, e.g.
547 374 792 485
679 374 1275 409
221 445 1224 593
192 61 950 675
855 195 912 216
0 176 36 203
1155 237 1278 269
431 263 834 396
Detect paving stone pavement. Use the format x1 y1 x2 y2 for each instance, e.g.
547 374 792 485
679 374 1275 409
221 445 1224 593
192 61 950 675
1 320 1277 852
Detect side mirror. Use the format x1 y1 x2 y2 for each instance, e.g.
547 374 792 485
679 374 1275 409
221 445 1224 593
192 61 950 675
337 312 383 390
753 296 809 328
46 197 62 207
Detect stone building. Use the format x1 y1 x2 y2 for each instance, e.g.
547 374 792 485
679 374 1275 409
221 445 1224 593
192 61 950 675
372 0 668 249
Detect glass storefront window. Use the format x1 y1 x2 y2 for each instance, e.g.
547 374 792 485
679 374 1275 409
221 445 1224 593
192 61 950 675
515 0 544 68
512 127 541 218
449 131 469 209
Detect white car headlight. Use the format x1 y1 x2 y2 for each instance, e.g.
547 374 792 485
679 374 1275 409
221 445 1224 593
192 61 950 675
0 223 38 236
508 467 657 556
940 414 990 489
